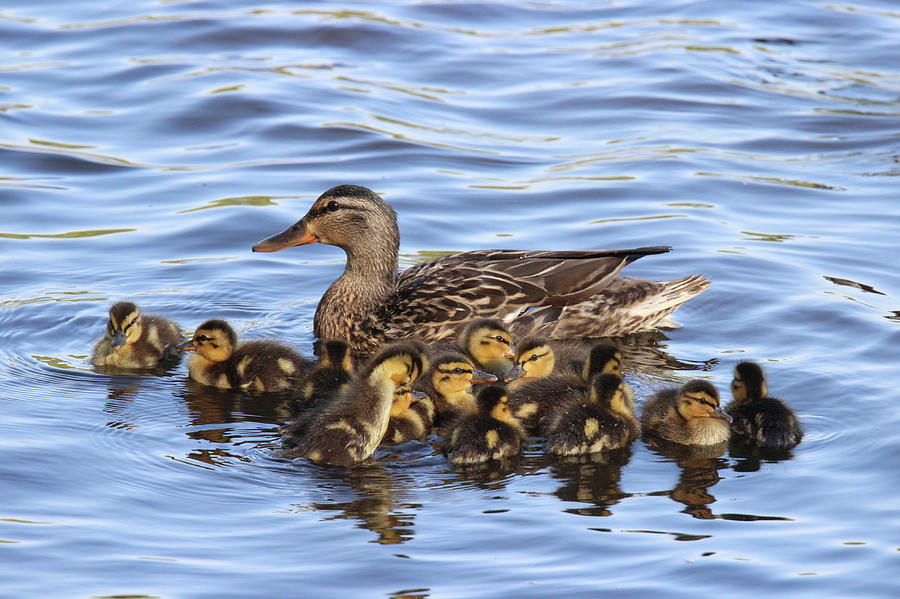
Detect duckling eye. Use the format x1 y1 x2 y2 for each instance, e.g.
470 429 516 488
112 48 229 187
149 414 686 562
529 354 539 361
452 367 464 375
326 200 340 212
196 335 209 342
495 335 507 344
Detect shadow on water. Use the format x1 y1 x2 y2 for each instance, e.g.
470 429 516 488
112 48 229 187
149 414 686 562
547 446 634 517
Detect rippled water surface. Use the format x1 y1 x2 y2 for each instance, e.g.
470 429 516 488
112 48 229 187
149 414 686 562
2 1 899 597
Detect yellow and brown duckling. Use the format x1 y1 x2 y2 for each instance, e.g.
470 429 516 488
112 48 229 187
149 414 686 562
503 337 556 392
177 319 313 392
417 351 498 431
251 184 709 360
507 341 629 435
545 373 638 456
381 386 434 445
281 341 427 466
727 361 802 450
441 385 525 465
91 301 182 369
640 379 732 446
432 317 516 380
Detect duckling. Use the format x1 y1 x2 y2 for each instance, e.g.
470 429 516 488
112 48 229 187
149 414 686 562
545 373 639 456
252 184 708 359
91 301 183 369
441 385 525 465
417 351 498 431
287 339 355 416
640 379 732 445
727 361 802 449
381 387 434 445
281 341 427 466
503 337 556 392
282 340 356 445
507 341 630 434
432 317 516 379
177 319 313 392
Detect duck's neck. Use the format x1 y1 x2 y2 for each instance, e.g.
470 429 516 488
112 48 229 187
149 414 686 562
313 241 398 343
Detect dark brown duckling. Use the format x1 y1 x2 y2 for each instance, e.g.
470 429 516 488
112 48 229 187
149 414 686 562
281 341 428 466
177 319 313 392
282 340 356 446
727 361 802 450
381 387 434 445
545 373 638 456
91 301 182 369
640 379 732 446
441 385 525 465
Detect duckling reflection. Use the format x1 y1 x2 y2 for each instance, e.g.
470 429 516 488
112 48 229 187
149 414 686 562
643 435 730 520
289 461 417 545
547 446 634 517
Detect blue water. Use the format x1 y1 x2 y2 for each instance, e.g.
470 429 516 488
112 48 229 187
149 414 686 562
2 1 898 597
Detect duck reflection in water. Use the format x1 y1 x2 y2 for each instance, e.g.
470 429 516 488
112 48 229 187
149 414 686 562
643 435 729 520
289 461 418 545
547 446 634 517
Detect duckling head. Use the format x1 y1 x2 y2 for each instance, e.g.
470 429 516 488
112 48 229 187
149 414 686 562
730 361 767 403
461 318 516 376
176 319 236 364
252 185 399 260
676 379 732 423
504 337 555 383
475 385 512 423
318 339 355 374
583 343 623 382
390 386 426 418
589 373 630 416
106 302 143 349
430 352 497 397
365 340 428 388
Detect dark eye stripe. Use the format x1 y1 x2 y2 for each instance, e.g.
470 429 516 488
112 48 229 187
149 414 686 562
438 366 472 375
684 392 719 408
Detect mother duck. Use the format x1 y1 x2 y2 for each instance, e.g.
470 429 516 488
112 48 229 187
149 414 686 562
253 184 708 359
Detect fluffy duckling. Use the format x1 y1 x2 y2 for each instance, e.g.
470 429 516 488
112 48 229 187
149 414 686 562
503 337 556 392
545 374 638 456
441 385 525 465
507 341 629 434
444 318 516 379
727 361 802 449
287 339 355 416
381 387 434 445
177 319 313 392
91 301 182 369
417 351 498 431
282 341 427 466
282 340 356 445
640 379 732 445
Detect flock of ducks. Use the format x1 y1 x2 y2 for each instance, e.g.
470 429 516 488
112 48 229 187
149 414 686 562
91 184 802 467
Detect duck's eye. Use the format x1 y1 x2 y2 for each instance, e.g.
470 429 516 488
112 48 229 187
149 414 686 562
326 200 340 212
495 335 507 344
529 354 539 361
196 335 209 342
452 367 463 375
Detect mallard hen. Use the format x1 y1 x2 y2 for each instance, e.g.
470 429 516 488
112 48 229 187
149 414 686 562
252 184 708 359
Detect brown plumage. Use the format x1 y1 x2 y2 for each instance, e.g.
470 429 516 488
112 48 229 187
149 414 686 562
91 301 182 369
727 361 802 450
440 385 525 465
252 184 709 359
280 341 427 466
640 379 732 446
545 374 639 456
177 319 313 392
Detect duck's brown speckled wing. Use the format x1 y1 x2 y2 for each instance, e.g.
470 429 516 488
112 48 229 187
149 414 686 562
384 247 671 341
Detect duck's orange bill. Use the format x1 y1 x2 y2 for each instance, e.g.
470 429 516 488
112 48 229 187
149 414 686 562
176 339 196 352
252 222 317 252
